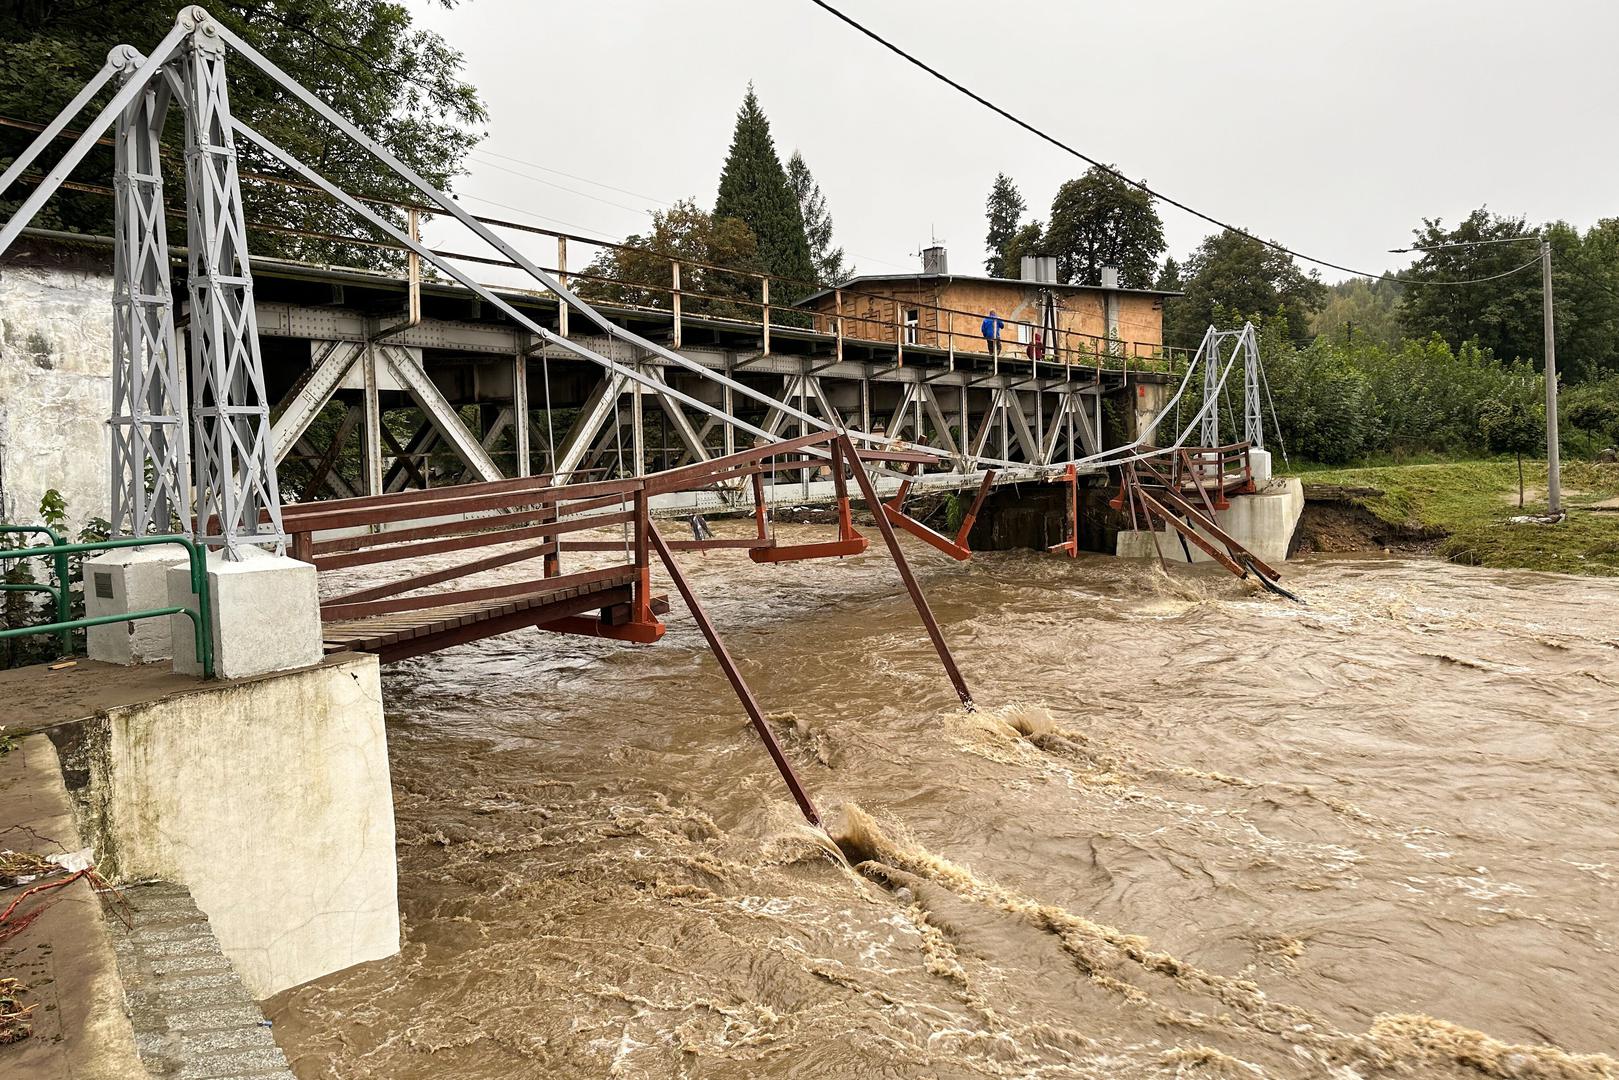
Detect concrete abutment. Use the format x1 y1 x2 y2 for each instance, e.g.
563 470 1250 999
45 653 400 1000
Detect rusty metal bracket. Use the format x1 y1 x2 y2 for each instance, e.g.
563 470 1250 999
751 437 869 563
1046 463 1080 558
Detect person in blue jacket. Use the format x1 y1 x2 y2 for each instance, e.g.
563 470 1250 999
981 309 1004 360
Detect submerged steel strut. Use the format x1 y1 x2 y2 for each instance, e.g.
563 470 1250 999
647 521 822 828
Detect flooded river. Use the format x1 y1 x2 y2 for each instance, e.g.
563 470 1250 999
267 527 1619 1078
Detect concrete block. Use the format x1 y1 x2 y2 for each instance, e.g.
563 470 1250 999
168 547 323 678
85 547 181 664
1249 447 1272 484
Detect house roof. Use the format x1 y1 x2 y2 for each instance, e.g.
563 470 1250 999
794 272 1182 307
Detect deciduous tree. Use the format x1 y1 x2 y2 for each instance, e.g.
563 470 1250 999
0 0 486 270
1397 209 1542 366
1167 230 1325 346
1042 166 1164 289
580 199 764 320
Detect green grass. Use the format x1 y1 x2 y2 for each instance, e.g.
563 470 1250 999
1284 457 1619 576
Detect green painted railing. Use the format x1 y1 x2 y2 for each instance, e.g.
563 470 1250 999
0 533 214 678
0 524 70 654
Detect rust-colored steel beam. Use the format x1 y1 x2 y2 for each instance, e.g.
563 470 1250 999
749 535 868 562
880 505 971 561
838 433 974 709
954 469 995 548
325 539 561 604
565 537 772 552
287 477 642 533
1045 463 1080 558
751 437 870 563
536 613 665 643
371 586 635 663
314 514 554 571
643 430 835 495
1134 487 1244 576
647 522 822 827
877 445 992 563
312 492 627 557
855 447 943 465
280 472 553 518
751 469 769 541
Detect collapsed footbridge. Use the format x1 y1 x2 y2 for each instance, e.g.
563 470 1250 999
0 8 1300 1001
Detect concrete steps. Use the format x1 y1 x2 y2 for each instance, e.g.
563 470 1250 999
106 882 294 1080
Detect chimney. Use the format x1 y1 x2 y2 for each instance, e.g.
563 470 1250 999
1019 255 1057 283
1100 265 1120 289
921 245 948 275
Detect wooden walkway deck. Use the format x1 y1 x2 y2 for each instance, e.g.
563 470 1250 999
321 570 636 663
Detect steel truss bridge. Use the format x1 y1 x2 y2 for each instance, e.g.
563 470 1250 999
0 7 1282 824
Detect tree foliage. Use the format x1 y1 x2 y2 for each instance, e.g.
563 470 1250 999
1042 166 1164 289
1166 230 1326 347
1545 218 1619 382
1397 209 1542 366
1310 277 1403 348
1000 220 1046 280
983 172 1026 277
1397 210 1619 380
1251 320 1543 464
579 199 764 320
0 0 486 270
1478 398 1545 506
714 86 814 298
785 150 849 286
1155 256 1182 293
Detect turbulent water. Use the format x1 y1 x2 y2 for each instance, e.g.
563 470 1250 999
266 525 1619 1079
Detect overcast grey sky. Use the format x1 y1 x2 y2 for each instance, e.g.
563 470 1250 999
406 0 1617 284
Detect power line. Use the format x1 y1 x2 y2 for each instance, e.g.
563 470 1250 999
473 148 677 207
469 153 661 217
473 145 917 274
803 0 1542 290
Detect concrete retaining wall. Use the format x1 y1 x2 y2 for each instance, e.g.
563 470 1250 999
0 244 114 534
49 653 400 999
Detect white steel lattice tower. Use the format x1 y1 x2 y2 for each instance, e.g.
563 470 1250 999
179 9 284 557
109 59 191 538
1200 328 1223 448
1240 324 1264 449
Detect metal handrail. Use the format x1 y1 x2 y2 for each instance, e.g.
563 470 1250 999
0 524 70 653
0 534 214 678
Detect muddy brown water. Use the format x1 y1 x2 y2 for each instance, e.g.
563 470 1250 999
266 525 1619 1078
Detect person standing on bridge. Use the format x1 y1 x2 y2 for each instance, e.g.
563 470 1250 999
981 309 1004 361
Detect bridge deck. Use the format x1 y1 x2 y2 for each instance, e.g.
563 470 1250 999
321 570 636 663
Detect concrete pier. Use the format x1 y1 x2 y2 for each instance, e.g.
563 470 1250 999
1115 476 1306 567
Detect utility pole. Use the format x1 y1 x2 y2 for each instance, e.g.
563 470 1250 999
1542 237 1561 515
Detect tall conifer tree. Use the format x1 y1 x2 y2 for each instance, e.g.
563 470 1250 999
983 173 1027 276
786 150 850 286
715 86 815 296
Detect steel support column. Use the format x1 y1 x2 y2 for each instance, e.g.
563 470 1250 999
180 21 283 555
109 70 189 538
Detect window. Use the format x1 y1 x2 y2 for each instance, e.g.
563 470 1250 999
903 308 920 345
